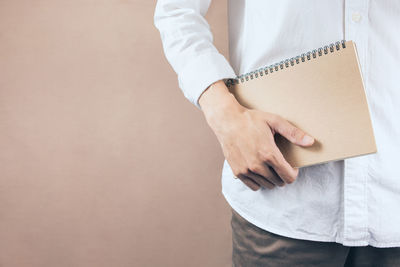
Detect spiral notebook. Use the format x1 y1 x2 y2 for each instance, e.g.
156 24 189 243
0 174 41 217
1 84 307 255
226 40 377 168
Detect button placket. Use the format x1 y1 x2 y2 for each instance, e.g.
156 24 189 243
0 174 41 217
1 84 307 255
342 0 370 246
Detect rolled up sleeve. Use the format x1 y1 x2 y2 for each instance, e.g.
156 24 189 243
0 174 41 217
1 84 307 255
153 0 237 109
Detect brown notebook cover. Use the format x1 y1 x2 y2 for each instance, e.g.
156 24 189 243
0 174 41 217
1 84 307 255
226 40 377 168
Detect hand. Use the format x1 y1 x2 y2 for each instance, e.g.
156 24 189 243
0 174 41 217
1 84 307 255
199 80 314 191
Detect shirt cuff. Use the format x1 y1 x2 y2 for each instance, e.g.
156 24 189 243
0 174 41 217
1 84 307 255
177 52 237 110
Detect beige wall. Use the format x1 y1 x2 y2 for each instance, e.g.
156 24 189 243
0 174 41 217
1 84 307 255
0 1 231 266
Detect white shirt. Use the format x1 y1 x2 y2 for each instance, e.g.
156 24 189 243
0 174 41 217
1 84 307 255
154 0 400 248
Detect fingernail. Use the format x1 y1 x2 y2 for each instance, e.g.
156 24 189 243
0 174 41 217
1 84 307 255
300 135 314 145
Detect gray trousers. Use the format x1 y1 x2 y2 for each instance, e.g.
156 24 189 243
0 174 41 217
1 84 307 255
231 208 400 267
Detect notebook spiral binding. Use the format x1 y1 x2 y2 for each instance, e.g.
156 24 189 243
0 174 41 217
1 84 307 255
225 40 347 87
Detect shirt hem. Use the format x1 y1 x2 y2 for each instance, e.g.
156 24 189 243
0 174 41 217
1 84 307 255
222 188 400 248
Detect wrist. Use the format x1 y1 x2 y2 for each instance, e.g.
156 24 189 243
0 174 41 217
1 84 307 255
199 80 245 129
199 80 243 114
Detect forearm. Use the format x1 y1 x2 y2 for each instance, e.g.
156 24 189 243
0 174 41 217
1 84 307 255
154 1 236 109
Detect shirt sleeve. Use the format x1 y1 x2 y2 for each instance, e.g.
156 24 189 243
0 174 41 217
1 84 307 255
153 0 237 110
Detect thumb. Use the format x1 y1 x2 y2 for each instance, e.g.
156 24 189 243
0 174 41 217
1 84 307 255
267 114 315 147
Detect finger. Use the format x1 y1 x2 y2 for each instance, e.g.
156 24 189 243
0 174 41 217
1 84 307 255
265 146 299 184
237 174 261 191
246 171 276 189
248 167 284 187
267 114 314 146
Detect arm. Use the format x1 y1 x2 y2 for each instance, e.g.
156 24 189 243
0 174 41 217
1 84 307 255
153 0 236 109
154 1 314 190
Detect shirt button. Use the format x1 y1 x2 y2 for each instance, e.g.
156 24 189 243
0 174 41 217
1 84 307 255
352 12 362 22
